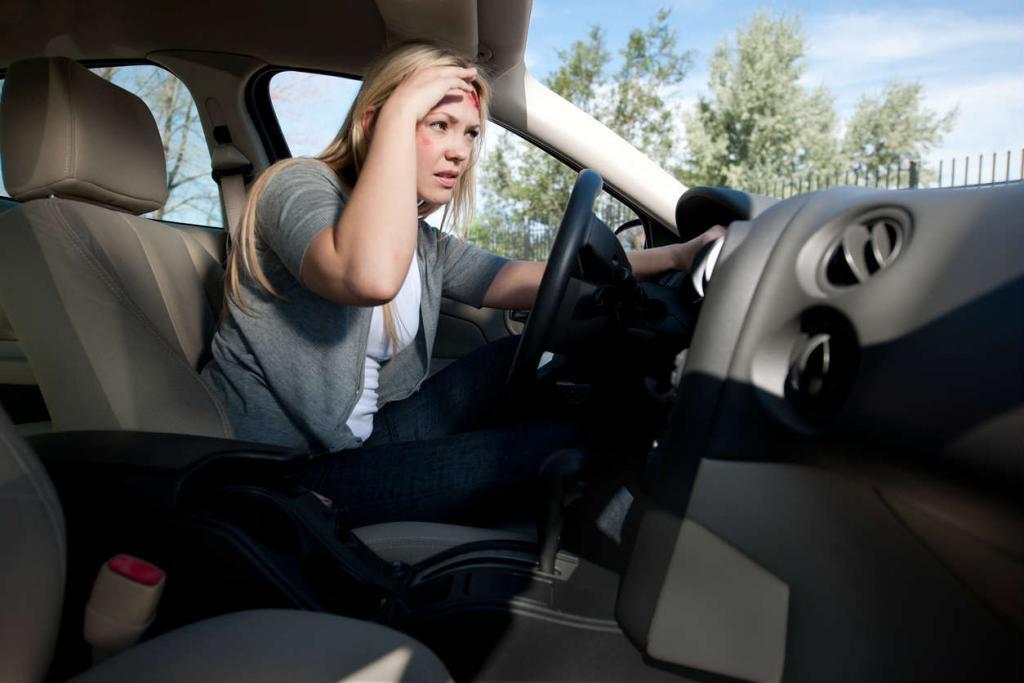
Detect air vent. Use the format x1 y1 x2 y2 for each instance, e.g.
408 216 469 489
824 215 906 287
789 332 832 399
785 307 859 419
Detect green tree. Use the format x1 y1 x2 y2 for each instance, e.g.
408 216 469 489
474 9 692 258
606 10 692 168
684 13 843 191
843 80 956 185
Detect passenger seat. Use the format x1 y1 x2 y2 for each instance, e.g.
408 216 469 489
0 56 230 438
0 405 452 682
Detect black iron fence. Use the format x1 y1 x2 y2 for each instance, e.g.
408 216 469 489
747 148 1024 198
936 149 1024 188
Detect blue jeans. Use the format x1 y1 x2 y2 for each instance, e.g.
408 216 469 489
302 336 580 528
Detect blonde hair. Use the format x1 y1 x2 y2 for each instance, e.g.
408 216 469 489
224 42 491 345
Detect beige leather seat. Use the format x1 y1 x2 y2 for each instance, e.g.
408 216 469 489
0 405 452 683
0 57 529 562
0 57 230 438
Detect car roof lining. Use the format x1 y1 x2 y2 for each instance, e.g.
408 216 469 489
0 0 527 78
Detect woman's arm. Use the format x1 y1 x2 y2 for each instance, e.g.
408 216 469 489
301 67 476 306
482 225 725 310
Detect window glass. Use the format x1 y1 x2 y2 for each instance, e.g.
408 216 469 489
0 66 221 227
269 71 361 158
472 127 642 261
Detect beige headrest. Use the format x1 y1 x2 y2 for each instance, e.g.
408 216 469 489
0 57 168 214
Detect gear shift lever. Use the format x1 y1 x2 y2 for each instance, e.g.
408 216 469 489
537 449 588 574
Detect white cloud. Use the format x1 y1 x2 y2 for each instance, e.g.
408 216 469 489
801 8 1024 98
805 9 1023 67
922 74 1024 180
925 73 1024 117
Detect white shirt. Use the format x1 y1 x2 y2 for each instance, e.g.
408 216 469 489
345 252 421 441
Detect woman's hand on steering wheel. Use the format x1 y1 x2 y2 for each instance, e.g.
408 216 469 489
674 225 727 272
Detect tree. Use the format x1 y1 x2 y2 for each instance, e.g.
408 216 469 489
474 9 693 258
843 81 956 185
96 66 221 224
605 9 692 169
683 13 843 191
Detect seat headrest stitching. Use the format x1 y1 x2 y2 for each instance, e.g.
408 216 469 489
48 200 234 437
13 176 163 211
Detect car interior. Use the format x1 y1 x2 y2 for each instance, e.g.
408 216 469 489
0 1 1021 682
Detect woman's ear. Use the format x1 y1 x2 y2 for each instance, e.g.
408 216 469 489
361 107 377 136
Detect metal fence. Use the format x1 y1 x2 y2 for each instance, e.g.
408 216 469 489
747 148 1024 198
936 149 1024 189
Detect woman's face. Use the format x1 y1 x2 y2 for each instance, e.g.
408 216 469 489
414 88 482 206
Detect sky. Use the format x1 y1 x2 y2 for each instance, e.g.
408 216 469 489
524 0 1024 181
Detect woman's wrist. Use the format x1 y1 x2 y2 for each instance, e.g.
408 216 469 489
678 225 726 272
672 242 693 272
674 240 702 272
376 99 417 129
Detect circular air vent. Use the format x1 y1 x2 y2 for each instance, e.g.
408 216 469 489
824 214 906 287
788 332 832 399
784 307 860 419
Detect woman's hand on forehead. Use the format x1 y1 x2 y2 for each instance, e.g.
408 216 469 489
384 65 478 124
435 87 480 113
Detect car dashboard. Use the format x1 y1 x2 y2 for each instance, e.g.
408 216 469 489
619 181 1024 681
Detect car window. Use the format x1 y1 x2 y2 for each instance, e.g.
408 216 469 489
475 127 643 260
267 70 642 261
0 65 222 227
269 71 361 158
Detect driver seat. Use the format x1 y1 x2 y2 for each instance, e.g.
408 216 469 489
0 57 529 562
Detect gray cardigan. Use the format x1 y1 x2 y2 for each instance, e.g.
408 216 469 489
201 160 508 452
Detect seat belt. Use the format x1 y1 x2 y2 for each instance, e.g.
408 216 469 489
211 142 254 246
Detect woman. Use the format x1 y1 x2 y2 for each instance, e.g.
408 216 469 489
202 42 719 527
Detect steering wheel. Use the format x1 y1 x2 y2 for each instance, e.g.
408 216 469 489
506 169 605 397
